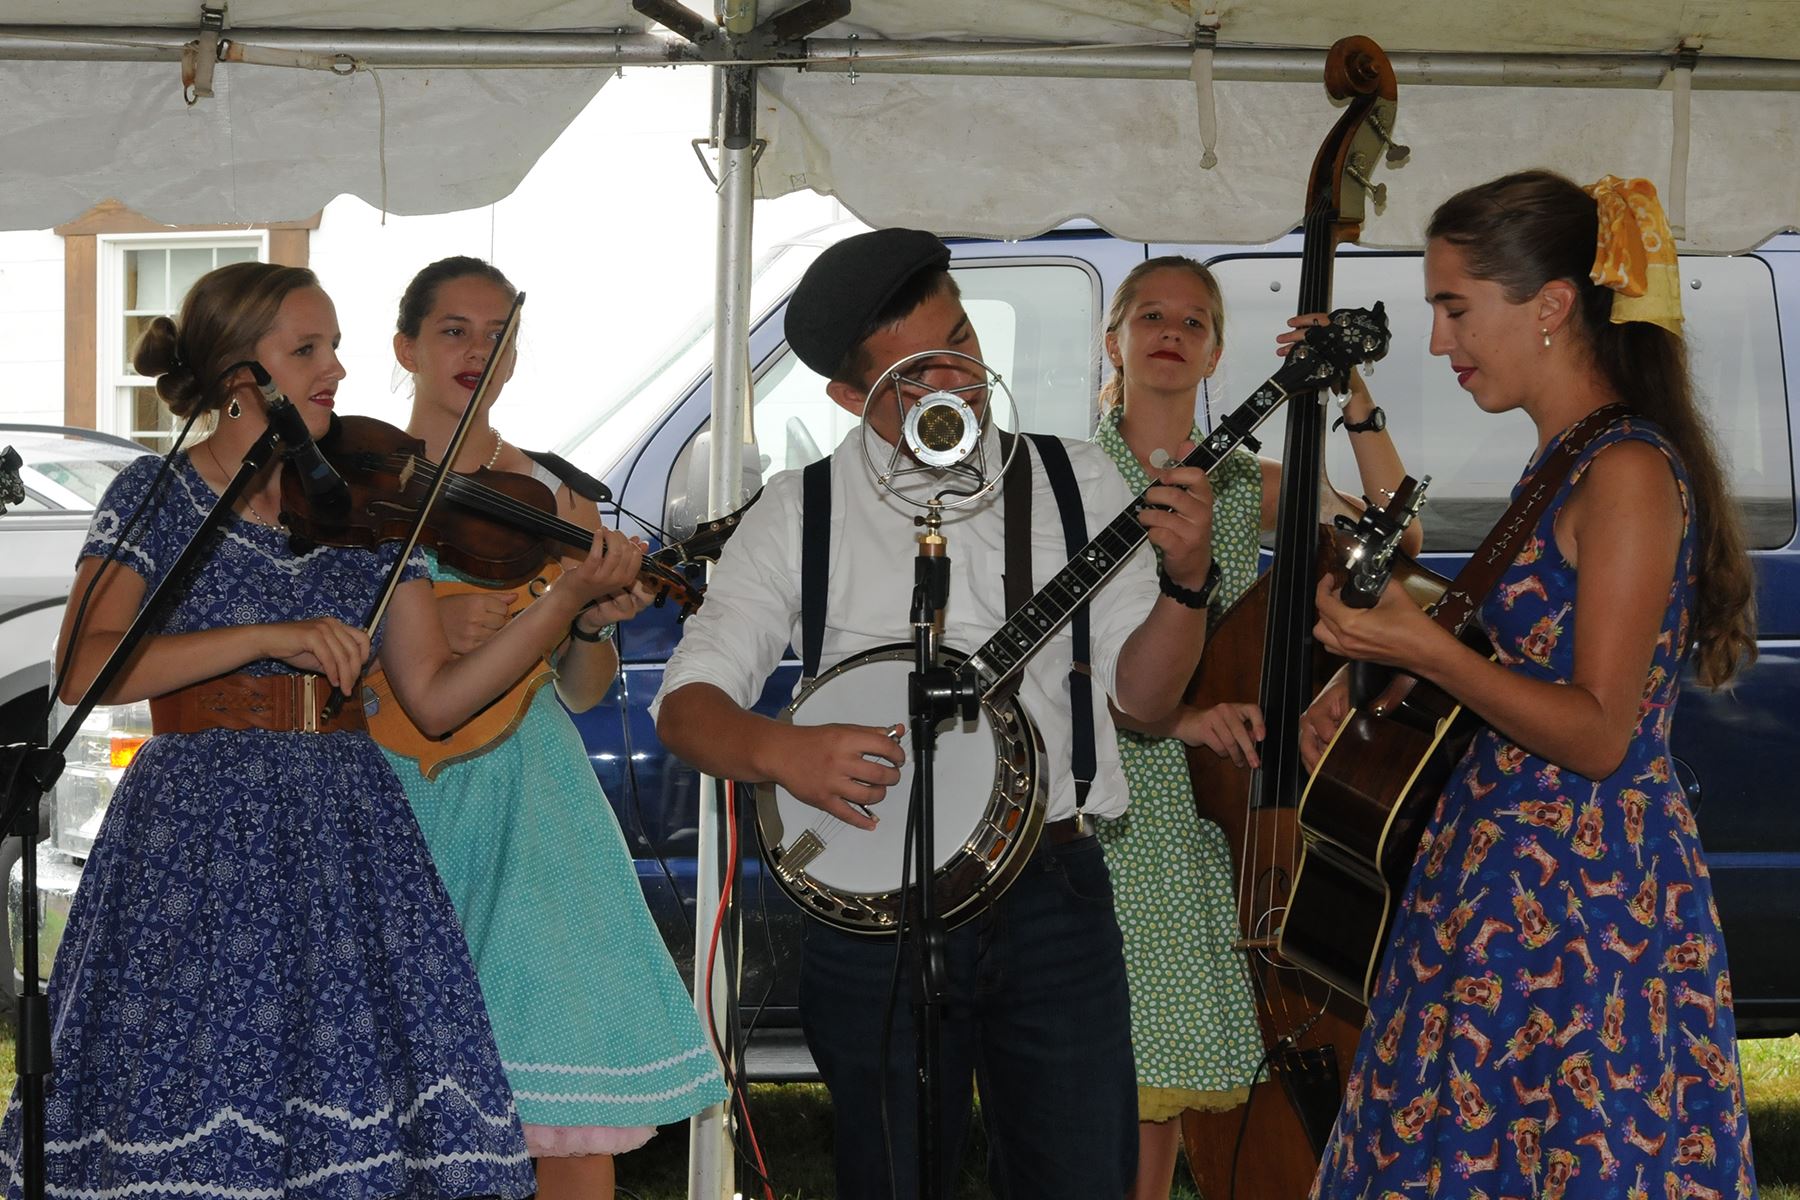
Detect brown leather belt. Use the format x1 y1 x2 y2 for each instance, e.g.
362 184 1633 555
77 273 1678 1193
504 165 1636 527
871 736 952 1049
150 672 366 736
1043 816 1095 846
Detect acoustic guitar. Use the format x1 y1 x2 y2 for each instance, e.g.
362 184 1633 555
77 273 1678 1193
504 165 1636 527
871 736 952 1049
1279 478 1482 1005
364 502 753 779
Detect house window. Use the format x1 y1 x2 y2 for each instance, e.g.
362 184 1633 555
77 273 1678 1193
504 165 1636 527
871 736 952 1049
98 235 265 449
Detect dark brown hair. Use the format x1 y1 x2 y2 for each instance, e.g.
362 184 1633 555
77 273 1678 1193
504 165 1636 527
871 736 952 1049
1098 256 1225 413
836 267 962 386
1427 169 1756 687
131 262 320 419
396 255 518 338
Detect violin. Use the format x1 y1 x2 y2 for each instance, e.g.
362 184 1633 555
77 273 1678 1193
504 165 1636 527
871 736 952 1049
277 413 753 776
279 414 702 608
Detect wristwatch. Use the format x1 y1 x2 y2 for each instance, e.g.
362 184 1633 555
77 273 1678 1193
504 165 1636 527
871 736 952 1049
1332 405 1387 434
1159 559 1221 610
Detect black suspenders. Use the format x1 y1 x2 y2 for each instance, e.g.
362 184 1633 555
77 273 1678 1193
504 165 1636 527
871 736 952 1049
798 436 1093 816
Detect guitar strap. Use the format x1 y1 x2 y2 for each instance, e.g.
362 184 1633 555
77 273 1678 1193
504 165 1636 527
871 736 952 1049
1430 402 1633 634
798 433 1094 808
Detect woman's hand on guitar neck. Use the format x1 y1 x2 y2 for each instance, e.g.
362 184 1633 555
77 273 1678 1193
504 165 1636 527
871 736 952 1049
1313 573 1446 676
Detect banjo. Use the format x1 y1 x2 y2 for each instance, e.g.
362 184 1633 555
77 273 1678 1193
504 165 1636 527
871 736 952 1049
756 308 1392 935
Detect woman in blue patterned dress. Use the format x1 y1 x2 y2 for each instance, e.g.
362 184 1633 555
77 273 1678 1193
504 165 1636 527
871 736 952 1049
4 261 645 1198
1302 172 1759 1199
385 257 725 1200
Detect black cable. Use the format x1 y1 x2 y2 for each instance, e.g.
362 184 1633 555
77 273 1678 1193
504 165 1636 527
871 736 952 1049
42 409 203 730
1227 1043 1277 1200
609 623 695 943
877 769 921 1200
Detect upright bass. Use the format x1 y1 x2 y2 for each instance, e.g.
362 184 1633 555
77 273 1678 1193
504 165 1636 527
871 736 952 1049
1179 35 1408 1199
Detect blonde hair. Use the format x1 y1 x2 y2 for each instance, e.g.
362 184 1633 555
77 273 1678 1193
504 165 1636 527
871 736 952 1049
1098 256 1226 413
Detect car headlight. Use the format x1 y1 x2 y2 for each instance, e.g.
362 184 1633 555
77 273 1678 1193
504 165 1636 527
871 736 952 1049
50 700 151 859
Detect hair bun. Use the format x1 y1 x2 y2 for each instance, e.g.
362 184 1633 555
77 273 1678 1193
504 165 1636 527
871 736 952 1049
131 315 204 416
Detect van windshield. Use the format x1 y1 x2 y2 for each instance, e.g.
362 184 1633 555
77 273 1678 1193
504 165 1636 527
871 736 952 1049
555 240 824 479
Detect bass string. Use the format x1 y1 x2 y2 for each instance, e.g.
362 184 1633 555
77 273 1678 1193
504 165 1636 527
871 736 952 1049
1238 196 1336 1034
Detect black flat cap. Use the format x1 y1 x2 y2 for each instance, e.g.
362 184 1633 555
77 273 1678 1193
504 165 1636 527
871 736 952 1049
785 228 951 379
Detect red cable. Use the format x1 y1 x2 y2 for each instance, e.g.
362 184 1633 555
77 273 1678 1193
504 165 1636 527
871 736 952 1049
702 781 776 1200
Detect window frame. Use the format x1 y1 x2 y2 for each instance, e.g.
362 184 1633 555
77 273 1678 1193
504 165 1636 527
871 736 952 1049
94 230 268 445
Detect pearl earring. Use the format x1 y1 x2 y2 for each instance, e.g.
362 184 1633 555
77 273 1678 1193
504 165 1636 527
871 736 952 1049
1541 328 1553 349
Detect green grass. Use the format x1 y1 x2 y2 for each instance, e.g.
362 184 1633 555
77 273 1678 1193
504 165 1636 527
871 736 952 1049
0 1032 1792 1198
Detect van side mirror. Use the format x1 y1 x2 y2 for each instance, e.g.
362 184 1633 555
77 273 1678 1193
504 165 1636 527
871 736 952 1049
666 431 765 541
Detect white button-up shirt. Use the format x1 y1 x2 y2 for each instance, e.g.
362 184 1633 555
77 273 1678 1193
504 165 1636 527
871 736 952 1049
653 425 1162 821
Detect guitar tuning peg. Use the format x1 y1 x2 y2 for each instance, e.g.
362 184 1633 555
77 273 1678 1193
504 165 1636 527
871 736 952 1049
1385 141 1411 168
1361 360 1375 379
1370 182 1388 211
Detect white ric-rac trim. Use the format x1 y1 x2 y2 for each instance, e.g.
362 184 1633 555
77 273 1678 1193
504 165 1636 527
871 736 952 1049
2 1149 531 1200
503 1045 716 1076
35 1076 514 1156
513 1072 719 1105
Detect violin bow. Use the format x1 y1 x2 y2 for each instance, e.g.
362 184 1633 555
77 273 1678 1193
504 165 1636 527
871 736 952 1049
322 290 527 718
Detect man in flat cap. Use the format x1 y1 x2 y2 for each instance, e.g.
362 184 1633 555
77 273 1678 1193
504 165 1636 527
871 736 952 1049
655 228 1218 1198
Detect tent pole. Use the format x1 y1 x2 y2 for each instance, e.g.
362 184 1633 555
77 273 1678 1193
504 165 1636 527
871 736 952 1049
690 43 758 1200
2 27 1798 90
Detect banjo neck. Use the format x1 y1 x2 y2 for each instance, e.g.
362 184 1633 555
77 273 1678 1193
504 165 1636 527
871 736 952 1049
968 314 1385 697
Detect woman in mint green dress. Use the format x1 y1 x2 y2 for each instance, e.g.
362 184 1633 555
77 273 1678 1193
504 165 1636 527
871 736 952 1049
1094 256 1422 1200
384 257 726 1200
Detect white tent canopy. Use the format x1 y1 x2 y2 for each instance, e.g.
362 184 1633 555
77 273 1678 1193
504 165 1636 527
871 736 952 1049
3 1 1799 249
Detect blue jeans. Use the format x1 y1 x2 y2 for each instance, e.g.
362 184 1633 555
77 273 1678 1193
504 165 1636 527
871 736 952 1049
799 834 1138 1200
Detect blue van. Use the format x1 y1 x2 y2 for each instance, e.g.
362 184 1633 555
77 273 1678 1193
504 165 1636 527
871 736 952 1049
24 223 1799 1073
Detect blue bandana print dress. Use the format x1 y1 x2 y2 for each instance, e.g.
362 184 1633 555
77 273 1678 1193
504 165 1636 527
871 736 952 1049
0 455 535 1199
1309 418 1757 1200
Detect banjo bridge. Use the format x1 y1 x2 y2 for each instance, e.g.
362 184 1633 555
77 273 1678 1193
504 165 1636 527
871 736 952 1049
778 829 825 878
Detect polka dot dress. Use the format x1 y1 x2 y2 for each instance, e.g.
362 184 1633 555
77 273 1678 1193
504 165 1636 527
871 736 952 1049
1094 406 1267 1119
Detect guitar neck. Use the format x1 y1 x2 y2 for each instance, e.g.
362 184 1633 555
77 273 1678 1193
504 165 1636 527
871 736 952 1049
972 375 1295 695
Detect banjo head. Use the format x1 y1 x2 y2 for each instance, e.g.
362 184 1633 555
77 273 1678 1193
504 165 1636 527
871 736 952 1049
754 644 1046 935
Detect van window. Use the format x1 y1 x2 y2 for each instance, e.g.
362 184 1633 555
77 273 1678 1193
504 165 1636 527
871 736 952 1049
1207 253 1795 553
669 260 1100 502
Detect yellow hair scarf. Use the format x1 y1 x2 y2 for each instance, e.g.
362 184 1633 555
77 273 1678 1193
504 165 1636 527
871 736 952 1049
1584 175 1683 335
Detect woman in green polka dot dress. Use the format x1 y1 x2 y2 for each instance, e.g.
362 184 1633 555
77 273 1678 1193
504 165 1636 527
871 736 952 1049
383 257 726 1200
1093 257 1421 1200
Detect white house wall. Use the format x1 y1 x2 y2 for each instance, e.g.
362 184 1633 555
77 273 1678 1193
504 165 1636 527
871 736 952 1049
0 68 839 457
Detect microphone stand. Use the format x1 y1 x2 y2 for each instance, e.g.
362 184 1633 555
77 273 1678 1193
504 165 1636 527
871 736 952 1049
0 422 284 1198
905 500 977 1200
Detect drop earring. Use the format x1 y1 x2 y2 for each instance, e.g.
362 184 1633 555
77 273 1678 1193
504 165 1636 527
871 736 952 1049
226 395 242 419
1541 328 1553 349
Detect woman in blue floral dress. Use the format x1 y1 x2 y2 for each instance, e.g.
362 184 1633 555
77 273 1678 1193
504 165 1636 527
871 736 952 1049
2 262 645 1197
1302 172 1759 1199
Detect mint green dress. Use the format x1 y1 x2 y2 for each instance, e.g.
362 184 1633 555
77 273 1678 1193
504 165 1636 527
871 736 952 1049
1093 404 1267 1121
383 550 726 1157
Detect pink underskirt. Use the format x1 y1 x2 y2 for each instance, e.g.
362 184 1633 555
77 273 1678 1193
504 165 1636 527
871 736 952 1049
524 1123 657 1158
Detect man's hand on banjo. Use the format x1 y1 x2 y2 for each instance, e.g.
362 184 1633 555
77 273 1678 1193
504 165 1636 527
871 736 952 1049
773 721 907 831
